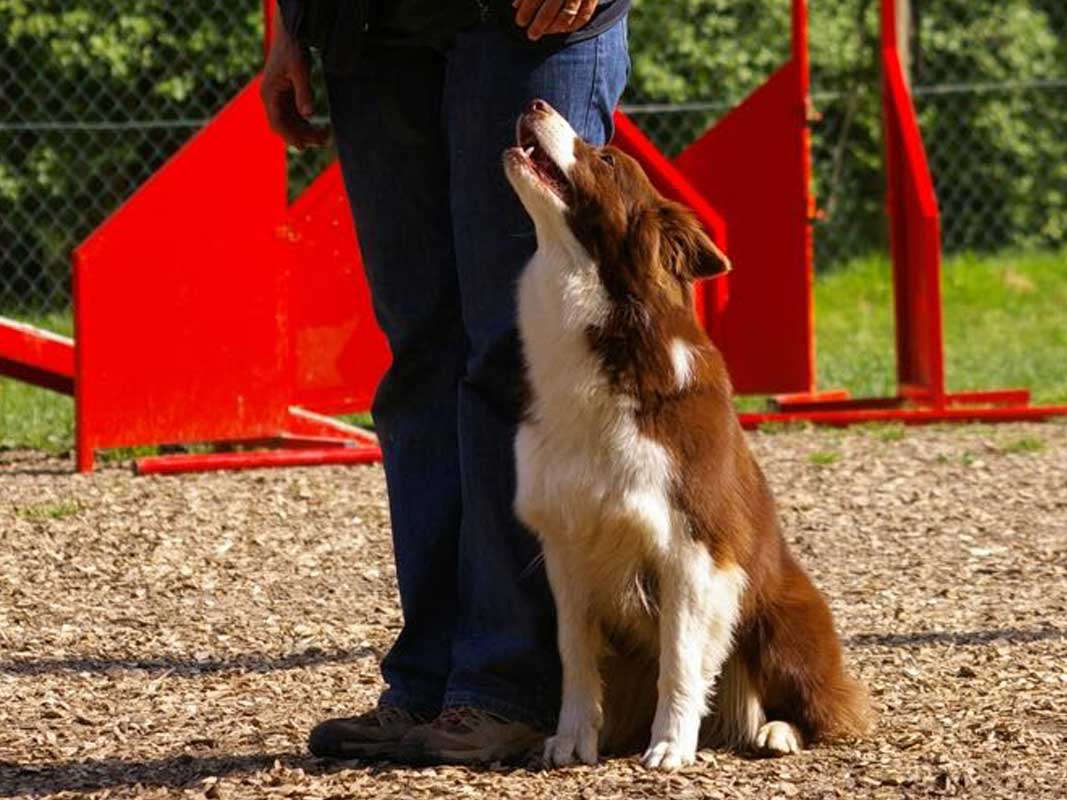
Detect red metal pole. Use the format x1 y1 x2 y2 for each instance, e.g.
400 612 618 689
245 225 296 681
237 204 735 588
793 0 817 392
0 317 75 395
793 0 810 91
73 254 94 473
882 0 894 48
136 446 382 476
881 0 947 406
738 403 1067 430
263 0 274 62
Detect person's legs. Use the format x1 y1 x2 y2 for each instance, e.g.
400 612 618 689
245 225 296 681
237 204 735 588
438 19 631 727
325 47 465 716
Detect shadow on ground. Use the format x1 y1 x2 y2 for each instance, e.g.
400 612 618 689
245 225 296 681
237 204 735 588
0 752 297 798
846 627 1065 649
0 750 535 798
0 646 377 678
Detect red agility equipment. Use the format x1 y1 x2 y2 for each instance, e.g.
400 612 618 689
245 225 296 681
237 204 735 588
738 0 1067 428
72 80 383 473
2 0 1063 474
674 0 816 395
0 317 75 395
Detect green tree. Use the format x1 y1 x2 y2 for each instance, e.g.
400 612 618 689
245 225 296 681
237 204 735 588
0 0 262 312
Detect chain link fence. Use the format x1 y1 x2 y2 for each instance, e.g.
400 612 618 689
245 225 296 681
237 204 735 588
0 1 263 321
2 1 1065 324
625 0 1067 264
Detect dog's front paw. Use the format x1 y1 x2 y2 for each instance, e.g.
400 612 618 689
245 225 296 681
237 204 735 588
640 738 697 770
755 721 802 756
543 723 599 767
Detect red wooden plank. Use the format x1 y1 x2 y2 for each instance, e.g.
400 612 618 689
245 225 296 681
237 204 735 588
74 78 288 472
282 165 392 416
0 317 75 395
674 60 815 395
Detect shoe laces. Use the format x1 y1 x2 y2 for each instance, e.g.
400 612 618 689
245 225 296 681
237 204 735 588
432 706 506 731
375 705 418 726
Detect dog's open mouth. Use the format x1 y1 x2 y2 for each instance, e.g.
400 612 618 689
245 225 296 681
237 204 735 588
515 118 571 203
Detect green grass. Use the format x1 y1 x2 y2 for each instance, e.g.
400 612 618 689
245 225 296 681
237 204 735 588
0 379 74 454
998 436 1046 454
814 249 1067 404
17 500 81 520
2 248 1066 454
808 450 842 466
863 422 907 442
757 420 814 435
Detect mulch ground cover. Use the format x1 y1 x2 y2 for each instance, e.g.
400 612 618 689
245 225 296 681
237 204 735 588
2 422 1065 798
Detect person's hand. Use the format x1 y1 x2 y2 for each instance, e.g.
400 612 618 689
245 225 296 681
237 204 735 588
514 0 599 41
261 17 330 149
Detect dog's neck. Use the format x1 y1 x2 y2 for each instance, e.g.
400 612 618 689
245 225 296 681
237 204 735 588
526 227 612 334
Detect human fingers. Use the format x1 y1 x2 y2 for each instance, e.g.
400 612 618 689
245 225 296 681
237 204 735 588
527 0 566 40
546 0 598 34
569 0 599 32
513 0 546 28
290 50 315 120
262 83 330 149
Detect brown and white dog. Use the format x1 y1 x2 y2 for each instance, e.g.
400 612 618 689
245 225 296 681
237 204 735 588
504 100 871 770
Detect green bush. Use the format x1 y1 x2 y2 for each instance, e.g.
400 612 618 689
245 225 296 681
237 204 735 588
0 0 262 311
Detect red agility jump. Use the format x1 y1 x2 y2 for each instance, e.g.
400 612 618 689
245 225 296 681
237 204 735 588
72 85 387 474
1 0 1064 474
736 0 1067 428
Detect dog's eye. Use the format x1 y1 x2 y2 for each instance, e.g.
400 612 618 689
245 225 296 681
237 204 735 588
599 152 616 167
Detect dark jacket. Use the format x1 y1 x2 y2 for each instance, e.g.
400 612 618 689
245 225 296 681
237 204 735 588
279 0 629 72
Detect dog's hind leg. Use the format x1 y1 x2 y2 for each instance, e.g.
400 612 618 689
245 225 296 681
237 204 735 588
755 720 804 755
542 544 604 766
701 652 765 750
702 652 805 756
641 547 746 770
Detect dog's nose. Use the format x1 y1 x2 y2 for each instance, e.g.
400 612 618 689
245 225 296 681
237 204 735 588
527 99 550 115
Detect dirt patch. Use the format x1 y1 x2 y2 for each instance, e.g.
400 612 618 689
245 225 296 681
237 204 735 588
2 422 1066 798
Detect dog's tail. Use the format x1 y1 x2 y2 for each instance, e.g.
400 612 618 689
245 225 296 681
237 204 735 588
802 662 872 742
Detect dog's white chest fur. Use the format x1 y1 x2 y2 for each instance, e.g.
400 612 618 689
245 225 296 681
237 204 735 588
513 242 692 639
515 246 676 553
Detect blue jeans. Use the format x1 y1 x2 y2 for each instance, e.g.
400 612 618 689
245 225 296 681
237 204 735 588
326 19 629 728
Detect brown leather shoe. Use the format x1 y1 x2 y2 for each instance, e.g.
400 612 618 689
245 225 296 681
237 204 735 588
308 705 434 760
398 706 545 766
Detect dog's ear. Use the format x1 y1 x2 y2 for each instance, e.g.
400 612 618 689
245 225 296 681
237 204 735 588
637 202 731 282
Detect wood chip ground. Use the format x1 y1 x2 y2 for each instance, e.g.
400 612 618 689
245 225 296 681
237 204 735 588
2 422 1065 798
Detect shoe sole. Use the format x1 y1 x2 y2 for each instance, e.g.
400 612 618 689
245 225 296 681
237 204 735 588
309 741 402 761
399 736 544 767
